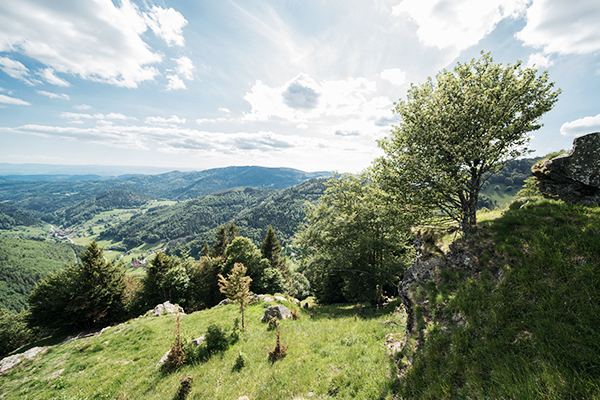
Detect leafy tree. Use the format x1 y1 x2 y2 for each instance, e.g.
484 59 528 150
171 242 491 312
188 256 225 310
0 309 36 358
375 52 560 235
142 252 190 308
218 263 253 328
223 237 286 295
295 171 413 303
28 241 126 331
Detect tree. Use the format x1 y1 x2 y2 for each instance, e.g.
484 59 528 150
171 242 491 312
218 263 253 328
141 252 191 309
211 222 239 257
295 171 413 303
28 241 126 331
261 225 291 285
375 52 560 235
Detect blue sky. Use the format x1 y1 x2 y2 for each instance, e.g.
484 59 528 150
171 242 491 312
0 0 599 173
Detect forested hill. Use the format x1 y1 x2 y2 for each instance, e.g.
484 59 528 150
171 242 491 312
0 203 44 229
100 178 327 256
0 166 331 215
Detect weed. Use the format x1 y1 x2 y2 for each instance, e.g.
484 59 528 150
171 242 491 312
267 316 279 331
267 331 288 363
162 315 186 371
291 309 300 320
173 376 193 400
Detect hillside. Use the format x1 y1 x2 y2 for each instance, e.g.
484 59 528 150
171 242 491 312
397 199 600 398
0 203 44 229
0 166 331 216
0 298 404 399
0 237 84 312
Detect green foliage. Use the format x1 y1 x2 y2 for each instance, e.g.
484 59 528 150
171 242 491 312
0 203 43 229
211 222 239 257
141 252 191 310
218 263 253 328
232 351 246 371
188 256 225 310
0 237 82 312
0 308 37 358
295 171 413 303
291 272 311 300
205 323 230 354
174 376 194 400
27 241 127 332
375 52 560 235
398 200 600 398
223 237 286 295
516 176 543 199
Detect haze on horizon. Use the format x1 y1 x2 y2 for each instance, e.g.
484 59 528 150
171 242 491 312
1 0 600 173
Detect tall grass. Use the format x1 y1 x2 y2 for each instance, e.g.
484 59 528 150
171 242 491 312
398 200 600 399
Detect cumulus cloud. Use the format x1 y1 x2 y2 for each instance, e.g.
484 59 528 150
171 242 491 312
60 112 135 123
0 0 188 88
282 76 321 110
166 74 186 90
174 56 194 80
335 130 360 137
392 0 528 51
380 68 407 85
73 104 92 110
144 5 188 47
219 108 231 114
517 0 600 55
560 113 600 136
525 52 553 68
244 73 390 125
0 94 30 105
38 68 70 87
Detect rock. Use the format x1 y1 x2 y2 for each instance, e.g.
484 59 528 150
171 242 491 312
0 347 46 375
191 335 205 346
151 301 185 317
216 298 230 307
274 295 288 302
156 349 171 368
261 305 292 322
258 295 274 302
533 131 600 205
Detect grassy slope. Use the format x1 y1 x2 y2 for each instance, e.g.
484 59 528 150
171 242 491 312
399 200 600 399
0 299 405 399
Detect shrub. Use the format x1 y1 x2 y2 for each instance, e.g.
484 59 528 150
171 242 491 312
267 331 288 362
174 376 194 400
232 351 246 372
205 324 229 354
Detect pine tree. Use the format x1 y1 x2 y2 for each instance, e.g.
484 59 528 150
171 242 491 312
261 226 291 285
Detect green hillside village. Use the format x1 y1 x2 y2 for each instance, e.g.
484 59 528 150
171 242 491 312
1 54 600 399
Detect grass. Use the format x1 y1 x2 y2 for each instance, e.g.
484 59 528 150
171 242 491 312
0 298 405 399
398 199 600 399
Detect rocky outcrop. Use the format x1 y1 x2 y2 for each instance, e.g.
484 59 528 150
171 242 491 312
260 305 291 322
533 131 600 205
0 347 46 375
151 301 185 317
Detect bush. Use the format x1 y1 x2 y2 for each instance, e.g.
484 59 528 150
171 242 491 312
0 309 37 358
267 331 288 362
174 376 194 400
162 315 186 372
205 324 229 354
232 351 246 372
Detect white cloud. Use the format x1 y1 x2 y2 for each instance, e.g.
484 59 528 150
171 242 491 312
166 74 186 90
38 68 70 87
60 112 135 123
73 104 92 110
297 123 308 129
525 52 553 68
392 0 528 51
560 113 600 136
37 90 70 100
0 0 186 88
219 108 231 114
381 68 407 86
517 0 600 55
0 93 30 105
0 57 40 85
174 56 194 80
146 115 186 124
244 73 389 124
144 5 187 47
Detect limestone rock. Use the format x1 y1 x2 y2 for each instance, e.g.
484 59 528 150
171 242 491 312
261 305 291 322
533 131 600 205
216 298 230 307
0 346 46 375
151 301 185 317
274 295 288 302
191 335 205 346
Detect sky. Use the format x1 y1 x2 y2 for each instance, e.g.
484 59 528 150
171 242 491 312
1 0 600 173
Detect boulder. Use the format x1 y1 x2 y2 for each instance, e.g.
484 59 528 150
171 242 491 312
151 301 185 317
261 305 292 322
216 298 230 307
1 347 46 375
274 296 288 302
533 131 600 205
